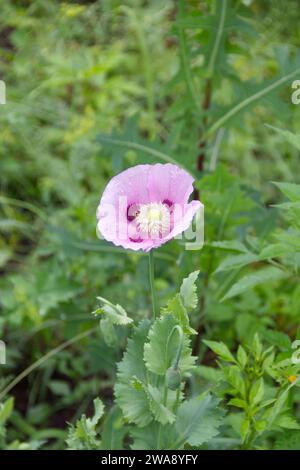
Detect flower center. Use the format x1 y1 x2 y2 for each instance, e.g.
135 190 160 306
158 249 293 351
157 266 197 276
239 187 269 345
135 202 171 239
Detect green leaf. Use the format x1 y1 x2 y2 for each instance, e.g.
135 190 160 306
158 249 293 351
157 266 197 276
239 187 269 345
130 423 158 450
249 378 264 406
223 366 246 398
162 294 196 336
161 270 200 335
254 419 267 433
0 398 14 425
253 333 263 359
203 340 236 363
115 382 152 427
228 398 247 410
268 126 300 152
95 296 133 325
263 384 294 429
195 365 223 383
240 418 250 442
259 399 277 409
91 398 105 426
273 181 300 202
99 317 118 347
144 315 196 375
144 384 175 425
175 394 224 447
101 407 127 450
117 320 150 382
131 422 175 450
273 414 300 430
66 398 104 450
237 346 248 369
180 270 199 310
221 267 288 301
115 320 153 427
259 243 293 260
216 252 258 272
262 330 291 350
207 240 249 253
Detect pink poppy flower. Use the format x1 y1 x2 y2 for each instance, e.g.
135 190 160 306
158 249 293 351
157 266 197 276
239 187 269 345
96 163 202 252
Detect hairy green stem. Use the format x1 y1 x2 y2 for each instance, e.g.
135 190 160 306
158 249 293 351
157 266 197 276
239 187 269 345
167 325 184 369
207 0 227 77
174 387 181 413
157 326 184 449
157 381 168 450
209 127 225 171
148 250 157 320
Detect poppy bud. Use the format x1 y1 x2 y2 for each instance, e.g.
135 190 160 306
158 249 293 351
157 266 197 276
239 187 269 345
166 366 181 390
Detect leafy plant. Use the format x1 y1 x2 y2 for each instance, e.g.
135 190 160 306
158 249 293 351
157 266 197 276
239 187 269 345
202 333 300 449
1 0 300 451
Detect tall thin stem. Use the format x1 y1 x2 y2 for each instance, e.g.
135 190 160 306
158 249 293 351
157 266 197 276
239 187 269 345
157 380 168 450
148 250 157 320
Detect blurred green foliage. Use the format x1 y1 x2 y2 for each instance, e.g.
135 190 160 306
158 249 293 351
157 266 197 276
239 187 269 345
1 0 300 450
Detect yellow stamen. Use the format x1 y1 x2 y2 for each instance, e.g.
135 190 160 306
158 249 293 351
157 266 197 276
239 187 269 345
136 202 170 239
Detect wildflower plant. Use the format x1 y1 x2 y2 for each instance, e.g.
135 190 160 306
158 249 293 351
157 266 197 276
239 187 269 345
1 0 300 453
91 163 223 450
66 156 300 450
